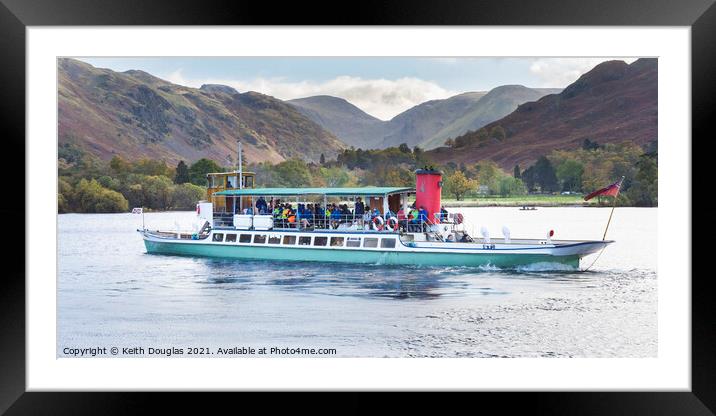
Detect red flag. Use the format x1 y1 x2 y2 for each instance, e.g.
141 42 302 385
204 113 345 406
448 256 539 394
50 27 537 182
584 177 624 201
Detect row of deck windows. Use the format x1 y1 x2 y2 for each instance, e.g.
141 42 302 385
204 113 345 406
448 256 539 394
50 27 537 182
211 233 396 249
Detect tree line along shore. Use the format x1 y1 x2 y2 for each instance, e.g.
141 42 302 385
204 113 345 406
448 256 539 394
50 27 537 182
58 139 657 214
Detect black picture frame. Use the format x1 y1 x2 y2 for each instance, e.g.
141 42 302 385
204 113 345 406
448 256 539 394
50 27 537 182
1 0 710 413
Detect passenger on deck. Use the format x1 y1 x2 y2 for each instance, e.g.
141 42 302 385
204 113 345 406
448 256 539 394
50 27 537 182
340 204 351 224
324 204 332 228
418 206 429 231
440 206 448 222
315 204 325 229
296 204 305 227
310 204 317 227
397 207 407 231
354 197 365 225
408 205 419 232
288 205 297 227
306 204 315 225
330 204 341 228
362 208 371 229
281 204 292 228
256 196 268 214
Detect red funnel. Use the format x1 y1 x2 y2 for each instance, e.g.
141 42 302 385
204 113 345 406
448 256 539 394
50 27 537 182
415 169 443 224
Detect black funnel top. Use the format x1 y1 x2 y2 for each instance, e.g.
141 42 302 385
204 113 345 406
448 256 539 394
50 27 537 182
415 166 443 175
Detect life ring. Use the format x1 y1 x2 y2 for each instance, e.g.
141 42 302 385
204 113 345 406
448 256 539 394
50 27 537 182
372 216 384 230
455 213 464 225
387 216 399 231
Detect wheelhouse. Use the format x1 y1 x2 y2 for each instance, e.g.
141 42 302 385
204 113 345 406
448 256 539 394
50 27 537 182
206 171 256 214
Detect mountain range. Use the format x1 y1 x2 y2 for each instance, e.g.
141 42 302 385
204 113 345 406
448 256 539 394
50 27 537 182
58 58 346 166
288 87 560 150
58 58 656 171
426 58 658 170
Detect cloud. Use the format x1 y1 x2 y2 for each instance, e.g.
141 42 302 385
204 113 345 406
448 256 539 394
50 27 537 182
529 58 639 87
162 70 456 120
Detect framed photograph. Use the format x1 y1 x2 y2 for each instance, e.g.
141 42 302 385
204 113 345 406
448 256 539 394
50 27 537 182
3 0 711 413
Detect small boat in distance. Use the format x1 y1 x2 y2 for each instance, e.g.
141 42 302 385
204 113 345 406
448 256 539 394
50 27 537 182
138 163 612 269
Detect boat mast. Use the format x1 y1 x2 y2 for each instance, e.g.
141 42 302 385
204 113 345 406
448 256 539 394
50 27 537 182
237 141 243 189
237 140 243 212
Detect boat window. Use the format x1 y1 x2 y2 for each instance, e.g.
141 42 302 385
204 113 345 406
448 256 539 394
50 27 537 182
212 233 224 242
283 235 297 245
299 236 312 246
239 234 252 243
363 238 378 248
268 235 281 244
346 237 361 248
313 237 328 246
381 238 396 248
254 235 267 244
225 234 237 243
330 237 344 247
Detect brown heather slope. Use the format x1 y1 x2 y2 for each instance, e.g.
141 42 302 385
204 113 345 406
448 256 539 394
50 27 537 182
58 58 346 165
427 59 657 170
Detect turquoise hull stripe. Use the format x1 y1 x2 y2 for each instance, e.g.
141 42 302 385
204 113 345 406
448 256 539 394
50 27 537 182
144 240 580 268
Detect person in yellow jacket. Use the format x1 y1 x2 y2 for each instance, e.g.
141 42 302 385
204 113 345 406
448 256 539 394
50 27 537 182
280 204 290 228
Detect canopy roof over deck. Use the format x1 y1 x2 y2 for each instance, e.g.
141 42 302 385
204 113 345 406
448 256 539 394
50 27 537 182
214 187 414 197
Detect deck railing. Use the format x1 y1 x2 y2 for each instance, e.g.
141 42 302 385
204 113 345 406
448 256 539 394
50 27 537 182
214 211 458 233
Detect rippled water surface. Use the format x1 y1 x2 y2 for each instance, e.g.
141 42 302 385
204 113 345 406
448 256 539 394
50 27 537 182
58 207 657 357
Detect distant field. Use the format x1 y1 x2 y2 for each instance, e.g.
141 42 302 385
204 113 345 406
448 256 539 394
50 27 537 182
440 194 595 207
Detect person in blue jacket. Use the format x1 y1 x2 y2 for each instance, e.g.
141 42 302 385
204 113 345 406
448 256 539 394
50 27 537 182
385 208 395 219
315 204 325 228
418 206 429 231
330 204 341 228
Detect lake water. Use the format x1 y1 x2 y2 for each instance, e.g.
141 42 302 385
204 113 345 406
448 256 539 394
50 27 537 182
57 207 657 358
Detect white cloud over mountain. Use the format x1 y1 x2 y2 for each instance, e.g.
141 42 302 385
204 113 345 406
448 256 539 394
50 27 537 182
164 70 457 120
162 57 640 120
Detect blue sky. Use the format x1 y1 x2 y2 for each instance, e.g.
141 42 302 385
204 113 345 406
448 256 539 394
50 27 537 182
77 57 635 120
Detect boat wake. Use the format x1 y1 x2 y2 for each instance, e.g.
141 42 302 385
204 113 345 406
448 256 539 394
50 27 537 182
477 263 502 272
450 262 578 273
516 262 579 273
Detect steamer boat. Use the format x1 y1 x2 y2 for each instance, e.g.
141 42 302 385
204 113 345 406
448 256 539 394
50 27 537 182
138 153 611 269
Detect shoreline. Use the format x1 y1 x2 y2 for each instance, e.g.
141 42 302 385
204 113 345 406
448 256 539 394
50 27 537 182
442 201 594 208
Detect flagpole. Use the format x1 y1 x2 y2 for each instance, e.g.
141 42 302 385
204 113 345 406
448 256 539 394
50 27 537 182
601 176 624 241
